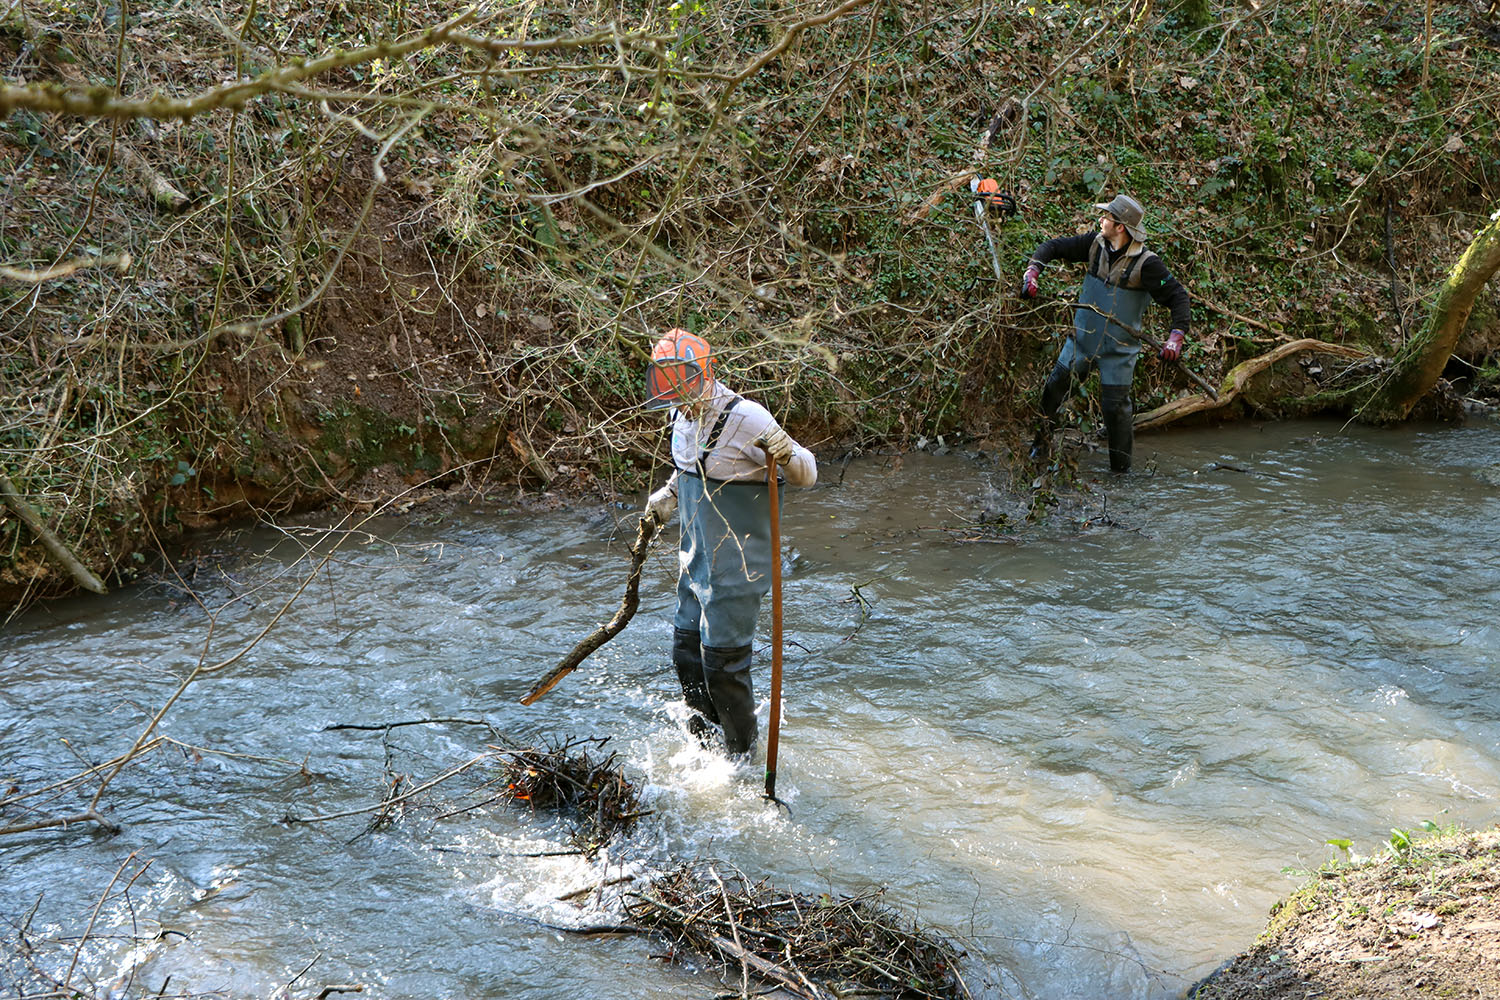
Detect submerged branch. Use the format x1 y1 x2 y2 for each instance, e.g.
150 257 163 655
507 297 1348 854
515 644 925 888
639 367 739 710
0 809 122 837
283 752 495 824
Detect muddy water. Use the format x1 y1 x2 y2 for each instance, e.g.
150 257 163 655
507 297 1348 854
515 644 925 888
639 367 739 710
3 418 1498 999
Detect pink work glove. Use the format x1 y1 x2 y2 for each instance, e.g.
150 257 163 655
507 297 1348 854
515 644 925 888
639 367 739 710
1020 265 1040 299
1159 329 1186 361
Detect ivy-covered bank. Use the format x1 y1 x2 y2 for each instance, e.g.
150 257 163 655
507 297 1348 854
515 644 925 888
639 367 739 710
3 0 1499 605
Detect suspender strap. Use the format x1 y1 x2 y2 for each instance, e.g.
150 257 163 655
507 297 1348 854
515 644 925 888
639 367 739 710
1089 236 1154 290
700 395 742 465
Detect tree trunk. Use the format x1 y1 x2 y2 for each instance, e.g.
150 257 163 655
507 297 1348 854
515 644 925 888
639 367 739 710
1363 206 1500 422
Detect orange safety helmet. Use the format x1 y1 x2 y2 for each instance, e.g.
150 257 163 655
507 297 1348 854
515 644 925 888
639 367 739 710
645 328 714 409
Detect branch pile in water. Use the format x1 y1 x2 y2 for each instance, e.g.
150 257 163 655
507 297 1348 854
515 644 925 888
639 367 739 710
624 861 974 1000
495 737 643 853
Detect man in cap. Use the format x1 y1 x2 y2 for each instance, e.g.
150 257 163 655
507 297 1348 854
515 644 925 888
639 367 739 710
643 329 817 757
1020 193 1191 473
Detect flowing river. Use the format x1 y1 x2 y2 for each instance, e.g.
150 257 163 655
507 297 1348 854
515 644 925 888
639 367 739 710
3 418 1499 999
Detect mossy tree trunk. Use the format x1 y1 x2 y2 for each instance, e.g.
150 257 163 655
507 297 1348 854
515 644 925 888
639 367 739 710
1363 206 1500 422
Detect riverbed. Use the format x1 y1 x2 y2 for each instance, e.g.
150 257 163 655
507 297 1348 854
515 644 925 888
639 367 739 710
3 418 1498 999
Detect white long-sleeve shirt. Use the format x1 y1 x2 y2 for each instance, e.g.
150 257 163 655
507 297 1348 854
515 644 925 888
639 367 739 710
665 380 816 489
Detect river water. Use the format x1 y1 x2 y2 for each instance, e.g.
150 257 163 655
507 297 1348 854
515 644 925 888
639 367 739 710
3 418 1499 1000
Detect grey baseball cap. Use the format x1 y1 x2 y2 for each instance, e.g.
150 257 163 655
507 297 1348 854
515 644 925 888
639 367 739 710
1094 194 1147 242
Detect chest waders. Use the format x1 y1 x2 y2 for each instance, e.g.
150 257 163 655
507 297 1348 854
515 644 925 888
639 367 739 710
668 398 781 755
1036 239 1157 473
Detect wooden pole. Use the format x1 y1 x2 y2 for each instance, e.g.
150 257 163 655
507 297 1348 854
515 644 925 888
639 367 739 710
763 452 784 802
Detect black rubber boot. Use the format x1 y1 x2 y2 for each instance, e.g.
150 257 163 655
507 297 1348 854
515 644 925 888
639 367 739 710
1031 364 1073 460
702 643 756 757
1101 384 1134 474
672 628 719 743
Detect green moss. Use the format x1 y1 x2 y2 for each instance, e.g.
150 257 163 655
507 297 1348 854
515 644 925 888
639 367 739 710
315 404 429 471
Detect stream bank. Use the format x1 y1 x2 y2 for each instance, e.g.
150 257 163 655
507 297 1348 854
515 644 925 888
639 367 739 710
1191 828 1500 1000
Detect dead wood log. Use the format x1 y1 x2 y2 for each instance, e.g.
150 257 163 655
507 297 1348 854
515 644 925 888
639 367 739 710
520 511 662 705
1135 338 1372 432
507 429 556 485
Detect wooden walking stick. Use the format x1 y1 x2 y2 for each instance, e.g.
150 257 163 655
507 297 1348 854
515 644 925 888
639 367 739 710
762 451 787 807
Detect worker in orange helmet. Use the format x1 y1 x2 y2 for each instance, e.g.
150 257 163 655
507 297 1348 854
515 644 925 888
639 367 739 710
643 328 817 757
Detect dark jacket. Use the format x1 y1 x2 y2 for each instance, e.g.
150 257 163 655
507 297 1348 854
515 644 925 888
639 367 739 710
1028 233 1191 333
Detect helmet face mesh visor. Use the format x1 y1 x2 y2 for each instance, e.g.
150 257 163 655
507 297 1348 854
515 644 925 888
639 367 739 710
645 356 706 409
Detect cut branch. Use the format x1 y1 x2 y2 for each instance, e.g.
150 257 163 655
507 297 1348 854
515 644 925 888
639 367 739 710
520 512 662 705
112 141 191 212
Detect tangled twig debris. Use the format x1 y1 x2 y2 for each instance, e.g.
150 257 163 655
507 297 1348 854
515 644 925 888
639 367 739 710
494 736 646 853
625 860 975 1000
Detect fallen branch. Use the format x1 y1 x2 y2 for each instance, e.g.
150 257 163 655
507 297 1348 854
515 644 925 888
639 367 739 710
519 511 662 705
0 737 164 813
322 718 489 732
1135 338 1373 432
556 874 638 902
113 141 191 212
0 472 107 594
0 808 122 837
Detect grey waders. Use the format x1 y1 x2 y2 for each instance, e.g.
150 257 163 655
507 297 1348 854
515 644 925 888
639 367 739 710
672 463 778 758
1031 365 1134 473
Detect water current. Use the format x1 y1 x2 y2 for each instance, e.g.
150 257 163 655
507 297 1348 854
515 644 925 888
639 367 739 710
3 417 1499 999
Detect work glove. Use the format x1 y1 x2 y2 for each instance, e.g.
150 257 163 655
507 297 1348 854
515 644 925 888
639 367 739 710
1020 265 1041 299
756 426 796 465
1159 329 1186 362
647 483 677 523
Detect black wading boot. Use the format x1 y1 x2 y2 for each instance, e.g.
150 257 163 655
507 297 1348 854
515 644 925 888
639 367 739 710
672 628 718 744
1101 383 1134 474
702 643 756 757
1031 364 1073 461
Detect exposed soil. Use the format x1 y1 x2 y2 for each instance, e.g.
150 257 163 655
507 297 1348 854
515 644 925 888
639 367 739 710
1190 828 1500 1000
